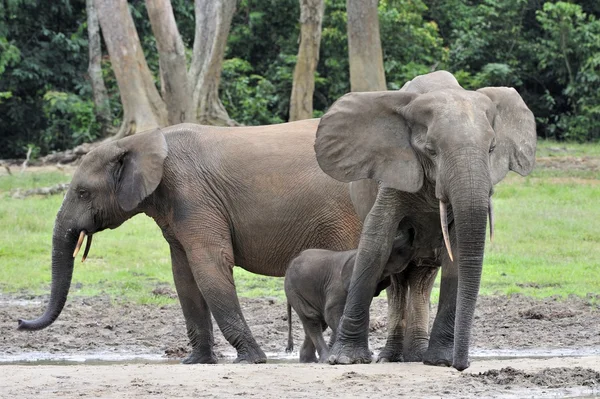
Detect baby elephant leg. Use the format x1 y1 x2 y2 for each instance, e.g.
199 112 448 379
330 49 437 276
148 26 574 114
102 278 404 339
298 316 329 363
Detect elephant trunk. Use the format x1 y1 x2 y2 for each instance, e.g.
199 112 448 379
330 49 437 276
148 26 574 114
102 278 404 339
17 219 76 330
445 150 490 371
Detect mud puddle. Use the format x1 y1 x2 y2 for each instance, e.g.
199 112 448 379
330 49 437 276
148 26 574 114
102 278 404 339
2 348 600 366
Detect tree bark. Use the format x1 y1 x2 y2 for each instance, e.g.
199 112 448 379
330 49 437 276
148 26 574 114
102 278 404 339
86 0 113 136
95 0 167 138
146 0 195 125
188 0 237 126
289 0 325 121
346 0 387 92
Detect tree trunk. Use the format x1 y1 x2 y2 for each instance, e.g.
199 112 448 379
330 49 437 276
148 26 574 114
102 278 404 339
188 0 237 126
346 0 387 92
146 0 195 125
289 0 325 121
86 0 113 136
95 0 167 139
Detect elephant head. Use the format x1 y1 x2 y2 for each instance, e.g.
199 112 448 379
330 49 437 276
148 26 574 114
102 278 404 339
314 70 536 370
17 130 168 330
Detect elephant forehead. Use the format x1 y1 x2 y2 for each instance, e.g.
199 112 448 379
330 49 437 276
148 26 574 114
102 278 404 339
413 90 494 125
73 146 120 185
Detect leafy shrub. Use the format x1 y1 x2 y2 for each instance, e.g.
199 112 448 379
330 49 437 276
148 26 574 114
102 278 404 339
221 58 284 125
41 91 100 152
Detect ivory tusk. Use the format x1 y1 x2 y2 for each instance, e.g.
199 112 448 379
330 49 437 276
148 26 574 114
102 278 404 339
73 231 86 258
439 200 454 262
82 234 93 262
488 197 494 243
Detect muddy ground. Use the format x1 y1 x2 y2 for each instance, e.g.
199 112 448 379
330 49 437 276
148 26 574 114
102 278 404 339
2 294 600 398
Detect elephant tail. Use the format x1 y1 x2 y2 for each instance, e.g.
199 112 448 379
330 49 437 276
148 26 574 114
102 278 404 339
285 302 294 353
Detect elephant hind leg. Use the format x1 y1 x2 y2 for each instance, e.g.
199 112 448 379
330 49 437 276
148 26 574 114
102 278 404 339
169 242 217 364
299 334 318 363
298 315 329 363
377 272 409 363
403 265 439 362
185 229 266 364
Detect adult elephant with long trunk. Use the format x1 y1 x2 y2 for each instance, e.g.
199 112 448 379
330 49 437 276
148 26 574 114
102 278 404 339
314 71 536 371
16 120 363 364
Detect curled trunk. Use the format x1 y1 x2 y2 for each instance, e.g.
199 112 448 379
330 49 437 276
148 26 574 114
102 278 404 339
17 222 76 330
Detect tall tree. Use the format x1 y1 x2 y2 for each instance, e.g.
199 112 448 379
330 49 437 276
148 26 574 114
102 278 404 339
289 0 325 121
346 0 387 91
86 0 112 136
146 0 194 125
95 0 167 138
189 0 237 126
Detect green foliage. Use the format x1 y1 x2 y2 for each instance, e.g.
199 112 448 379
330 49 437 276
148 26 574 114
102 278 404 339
0 0 91 158
535 2 600 141
221 58 284 125
42 91 101 150
379 0 448 89
1 0 600 159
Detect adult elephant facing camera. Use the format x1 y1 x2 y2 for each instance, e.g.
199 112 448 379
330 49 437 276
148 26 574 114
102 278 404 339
315 71 536 371
16 120 363 364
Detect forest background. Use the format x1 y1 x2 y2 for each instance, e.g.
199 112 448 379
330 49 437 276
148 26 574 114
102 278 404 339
1 0 599 159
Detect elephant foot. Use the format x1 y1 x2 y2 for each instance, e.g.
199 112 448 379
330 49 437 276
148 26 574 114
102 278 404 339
327 340 372 365
181 350 218 364
422 346 453 368
376 348 404 363
233 346 267 364
403 340 429 362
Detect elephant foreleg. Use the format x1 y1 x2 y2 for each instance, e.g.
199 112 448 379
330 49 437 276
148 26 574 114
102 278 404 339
328 187 404 365
377 272 408 363
187 243 267 364
423 244 457 367
170 243 217 364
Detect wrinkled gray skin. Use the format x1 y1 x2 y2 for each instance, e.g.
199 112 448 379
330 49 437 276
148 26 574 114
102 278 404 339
315 71 537 371
16 120 363 364
285 231 422 362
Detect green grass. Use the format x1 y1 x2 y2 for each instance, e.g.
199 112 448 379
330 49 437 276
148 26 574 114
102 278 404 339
1 139 598 303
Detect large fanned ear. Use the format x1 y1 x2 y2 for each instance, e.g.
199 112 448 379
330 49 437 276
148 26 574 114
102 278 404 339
315 91 423 193
477 87 537 185
114 130 168 212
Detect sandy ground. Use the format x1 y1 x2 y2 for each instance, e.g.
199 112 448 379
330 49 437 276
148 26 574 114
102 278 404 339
2 294 600 398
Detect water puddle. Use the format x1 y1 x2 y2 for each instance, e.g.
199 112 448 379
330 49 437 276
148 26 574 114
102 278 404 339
471 347 600 360
1 348 599 366
0 351 298 366
0 298 42 306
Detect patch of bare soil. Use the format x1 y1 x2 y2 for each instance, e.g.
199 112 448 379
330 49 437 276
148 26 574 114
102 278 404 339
2 294 600 398
536 155 600 172
467 366 600 388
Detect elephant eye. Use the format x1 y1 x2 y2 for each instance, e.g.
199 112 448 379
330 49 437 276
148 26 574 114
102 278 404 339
489 139 497 153
425 145 436 156
78 189 90 200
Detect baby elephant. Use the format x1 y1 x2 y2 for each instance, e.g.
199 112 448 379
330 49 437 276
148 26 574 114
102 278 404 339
285 232 415 363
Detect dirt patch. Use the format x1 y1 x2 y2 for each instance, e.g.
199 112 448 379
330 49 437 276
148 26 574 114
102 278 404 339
536 156 600 172
2 294 600 360
467 366 600 388
2 294 600 397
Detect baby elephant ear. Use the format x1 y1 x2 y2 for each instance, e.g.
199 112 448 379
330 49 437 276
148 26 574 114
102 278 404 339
115 129 168 212
314 91 423 193
477 87 537 185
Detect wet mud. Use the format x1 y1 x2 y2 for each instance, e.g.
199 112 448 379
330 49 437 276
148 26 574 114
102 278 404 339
1 294 600 398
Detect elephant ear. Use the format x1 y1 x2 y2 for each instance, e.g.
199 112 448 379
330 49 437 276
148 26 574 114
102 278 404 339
315 91 423 193
477 87 537 185
114 130 168 212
